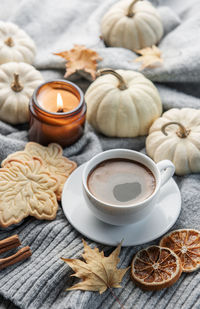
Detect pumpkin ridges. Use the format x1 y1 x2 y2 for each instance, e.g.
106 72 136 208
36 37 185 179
0 62 43 124
86 69 162 137
147 109 200 175
101 0 163 50
101 11 123 43
173 142 191 176
133 84 162 115
1 96 18 124
101 12 122 45
128 87 161 131
115 91 131 136
96 91 120 136
124 91 140 136
123 17 135 50
133 17 142 49
108 17 126 47
181 111 200 126
187 134 200 149
185 142 200 173
130 85 161 113
130 90 149 136
153 138 178 163
139 12 163 39
17 98 29 123
17 40 36 61
0 22 36 65
136 17 157 48
115 90 124 136
86 87 117 131
146 133 166 159
16 45 35 63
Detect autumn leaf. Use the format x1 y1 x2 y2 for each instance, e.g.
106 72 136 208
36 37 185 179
54 45 102 80
134 45 163 69
61 240 129 294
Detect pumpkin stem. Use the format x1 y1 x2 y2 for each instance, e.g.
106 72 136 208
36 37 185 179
4 37 14 47
161 122 190 138
97 69 128 90
127 0 141 17
11 73 24 92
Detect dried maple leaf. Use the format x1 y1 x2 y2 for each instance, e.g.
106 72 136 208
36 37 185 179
61 240 129 294
134 45 163 69
54 45 102 80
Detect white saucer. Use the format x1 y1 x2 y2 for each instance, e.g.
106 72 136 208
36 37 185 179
61 164 181 247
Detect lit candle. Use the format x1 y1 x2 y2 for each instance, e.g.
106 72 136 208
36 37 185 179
57 93 64 113
29 80 86 147
37 83 80 113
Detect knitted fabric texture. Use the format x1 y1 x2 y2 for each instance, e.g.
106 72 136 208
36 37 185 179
0 0 200 308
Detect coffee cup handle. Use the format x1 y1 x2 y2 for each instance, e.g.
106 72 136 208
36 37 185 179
157 160 175 187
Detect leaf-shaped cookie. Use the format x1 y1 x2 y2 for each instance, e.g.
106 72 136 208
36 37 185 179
0 158 58 228
2 142 77 201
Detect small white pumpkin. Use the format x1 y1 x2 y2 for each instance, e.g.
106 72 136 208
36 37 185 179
85 69 162 137
0 62 43 124
0 22 36 64
101 0 163 50
146 108 200 175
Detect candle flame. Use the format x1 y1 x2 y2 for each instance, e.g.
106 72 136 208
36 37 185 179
57 93 64 112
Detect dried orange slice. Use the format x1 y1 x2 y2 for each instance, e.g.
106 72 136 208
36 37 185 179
160 229 200 272
131 245 182 290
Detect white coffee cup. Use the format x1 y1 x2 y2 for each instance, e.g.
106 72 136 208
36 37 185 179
82 149 175 226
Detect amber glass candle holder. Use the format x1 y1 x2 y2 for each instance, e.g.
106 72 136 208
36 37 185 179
29 80 86 147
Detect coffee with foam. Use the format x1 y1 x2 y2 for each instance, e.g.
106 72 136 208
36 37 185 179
87 159 156 206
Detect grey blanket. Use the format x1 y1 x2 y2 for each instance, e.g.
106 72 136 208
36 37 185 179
0 0 200 308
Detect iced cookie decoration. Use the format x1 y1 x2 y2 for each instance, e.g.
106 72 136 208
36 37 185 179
101 0 163 50
160 229 200 272
146 108 200 175
0 158 58 228
0 62 43 124
0 21 36 64
2 142 77 201
131 245 182 290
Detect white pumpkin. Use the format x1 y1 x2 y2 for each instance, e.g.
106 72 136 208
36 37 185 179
0 62 43 124
0 22 36 64
85 69 162 137
101 0 163 50
146 108 200 175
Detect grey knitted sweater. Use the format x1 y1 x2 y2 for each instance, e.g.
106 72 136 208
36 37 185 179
0 0 200 308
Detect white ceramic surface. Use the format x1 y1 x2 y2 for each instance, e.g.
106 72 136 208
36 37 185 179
61 163 181 247
82 149 175 225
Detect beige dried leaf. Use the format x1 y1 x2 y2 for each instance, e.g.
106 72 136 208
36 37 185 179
134 45 163 69
54 45 102 80
62 240 129 294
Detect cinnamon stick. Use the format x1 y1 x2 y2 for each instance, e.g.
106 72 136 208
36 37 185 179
0 246 32 270
0 235 21 254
